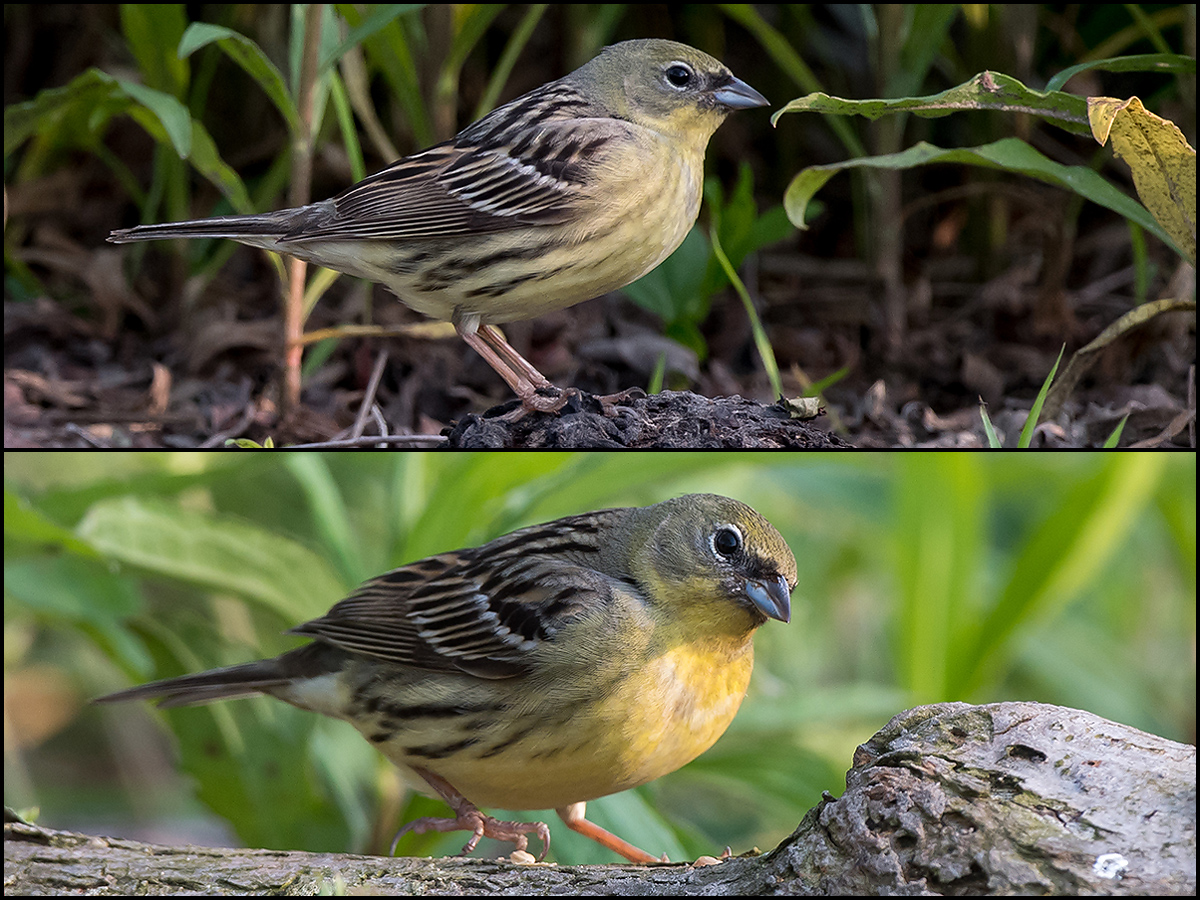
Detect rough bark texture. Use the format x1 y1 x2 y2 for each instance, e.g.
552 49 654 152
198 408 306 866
5 702 1193 895
778 702 1194 895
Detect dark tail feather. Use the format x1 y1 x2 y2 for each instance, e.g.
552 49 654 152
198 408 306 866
93 659 293 708
107 211 297 244
93 644 341 708
106 199 344 244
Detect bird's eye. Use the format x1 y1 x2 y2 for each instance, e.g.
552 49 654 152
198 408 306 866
665 63 694 89
711 525 743 559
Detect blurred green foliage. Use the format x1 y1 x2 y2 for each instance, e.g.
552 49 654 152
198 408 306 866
4 452 1194 862
623 166 794 361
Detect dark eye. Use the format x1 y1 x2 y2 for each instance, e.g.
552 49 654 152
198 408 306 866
665 63 693 88
712 526 742 559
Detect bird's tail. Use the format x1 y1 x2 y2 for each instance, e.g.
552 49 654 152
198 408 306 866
107 204 331 244
93 659 292 708
93 644 339 708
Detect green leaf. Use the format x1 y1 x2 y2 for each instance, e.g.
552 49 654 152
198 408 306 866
622 227 712 328
1046 52 1196 93
782 138 1178 252
178 22 302 136
953 455 1168 694
76 496 345 623
120 80 194 157
1102 415 1129 448
1017 345 1064 448
119 5 189 95
772 70 1091 136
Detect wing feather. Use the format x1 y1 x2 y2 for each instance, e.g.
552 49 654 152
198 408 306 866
287 518 622 679
277 82 632 243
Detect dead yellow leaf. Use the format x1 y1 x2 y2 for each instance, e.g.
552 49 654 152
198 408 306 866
1088 95 1196 263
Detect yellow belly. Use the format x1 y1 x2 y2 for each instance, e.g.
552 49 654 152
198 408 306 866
281 132 704 328
381 640 754 812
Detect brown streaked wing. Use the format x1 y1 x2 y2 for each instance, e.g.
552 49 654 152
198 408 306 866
277 82 621 243
286 533 617 679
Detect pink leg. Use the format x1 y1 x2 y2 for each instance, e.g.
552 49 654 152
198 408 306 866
556 801 667 863
390 767 551 860
455 320 569 414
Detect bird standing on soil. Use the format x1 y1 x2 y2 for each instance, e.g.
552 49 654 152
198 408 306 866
109 39 769 413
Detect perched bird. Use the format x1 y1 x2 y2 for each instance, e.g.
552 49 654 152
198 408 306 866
95 493 796 863
108 39 769 413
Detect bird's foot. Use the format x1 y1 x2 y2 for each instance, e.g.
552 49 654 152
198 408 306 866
390 809 551 860
500 384 571 420
591 386 646 417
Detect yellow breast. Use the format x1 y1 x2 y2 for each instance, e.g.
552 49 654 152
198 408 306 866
398 638 754 812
